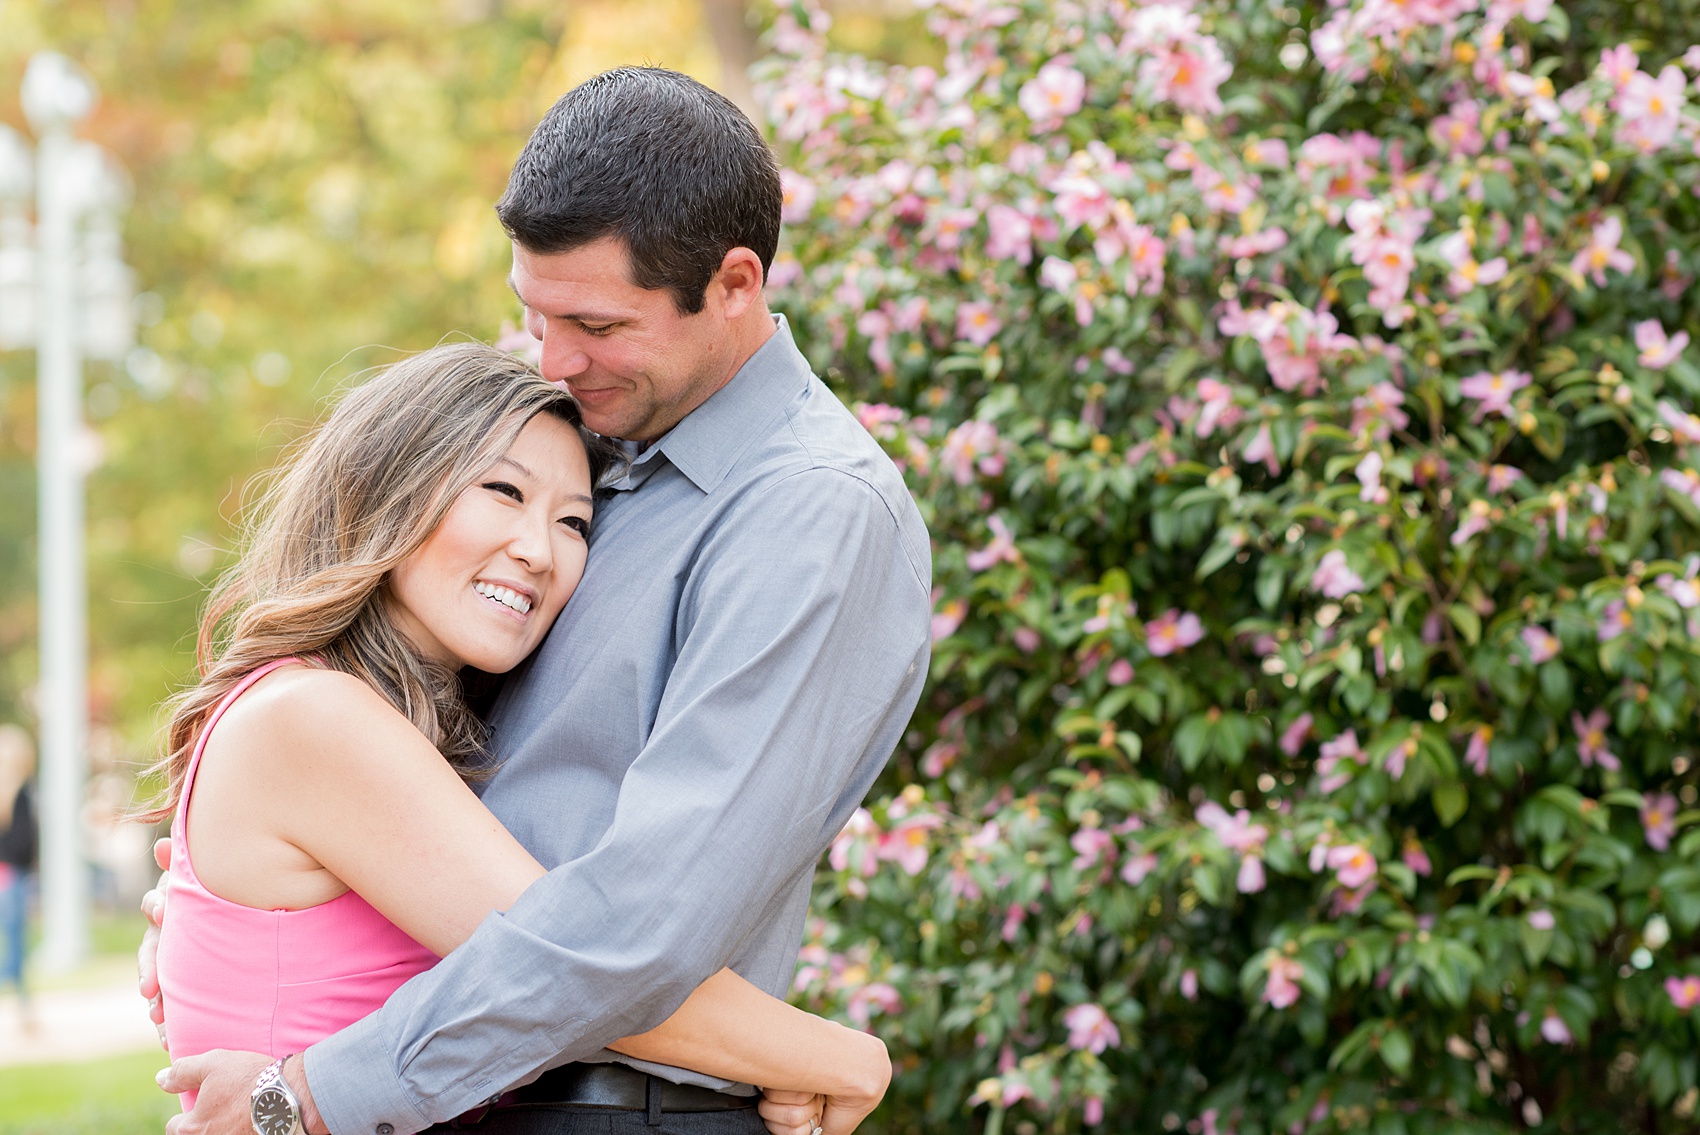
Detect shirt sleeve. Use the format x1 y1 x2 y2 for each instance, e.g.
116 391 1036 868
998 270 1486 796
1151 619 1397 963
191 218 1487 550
304 467 932 1135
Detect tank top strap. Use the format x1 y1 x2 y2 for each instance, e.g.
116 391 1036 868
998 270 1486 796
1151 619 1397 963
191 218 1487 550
174 657 305 832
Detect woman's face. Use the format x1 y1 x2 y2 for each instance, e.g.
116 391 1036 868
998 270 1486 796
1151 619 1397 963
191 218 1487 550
387 412 594 673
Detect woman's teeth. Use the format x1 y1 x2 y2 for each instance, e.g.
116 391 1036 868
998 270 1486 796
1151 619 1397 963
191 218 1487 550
474 581 531 615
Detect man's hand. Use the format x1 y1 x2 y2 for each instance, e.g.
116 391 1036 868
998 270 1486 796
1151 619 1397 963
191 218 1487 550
138 837 170 1049
158 1050 327 1135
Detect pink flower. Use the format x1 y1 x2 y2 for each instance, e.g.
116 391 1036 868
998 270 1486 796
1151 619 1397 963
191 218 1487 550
1145 609 1204 656
779 169 817 225
1084 1097 1104 1126
1180 968 1199 1000
1326 843 1378 889
1019 58 1087 126
1451 499 1493 547
846 982 902 1028
1540 1010 1571 1045
1242 422 1280 475
1527 909 1555 931
1194 378 1238 438
967 515 1020 571
1521 626 1561 664
1401 837 1432 877
1487 464 1525 493
1466 725 1493 775
1242 138 1289 167
1571 216 1635 287
1141 38 1232 115
1106 658 1134 686
1459 370 1532 420
1431 99 1484 157
1309 549 1366 598
1661 468 1700 510
1263 955 1304 1009
1659 400 1700 444
1618 66 1687 152
1597 599 1634 643
877 812 944 876
1438 231 1508 295
955 301 1002 347
932 597 966 642
985 205 1034 265
1642 792 1679 851
1667 975 1700 1011
1062 1002 1121 1054
1351 382 1409 440
1223 228 1288 258
1071 827 1117 871
1237 854 1267 894
1317 730 1363 792
1355 451 1388 504
1598 45 1639 90
1636 320 1690 369
1572 708 1621 771
1279 713 1314 756
1121 849 1158 885
1196 801 1268 856
940 420 1005 485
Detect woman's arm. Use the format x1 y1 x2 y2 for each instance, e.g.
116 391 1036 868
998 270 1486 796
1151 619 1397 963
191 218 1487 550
210 667 887 1115
610 968 890 1112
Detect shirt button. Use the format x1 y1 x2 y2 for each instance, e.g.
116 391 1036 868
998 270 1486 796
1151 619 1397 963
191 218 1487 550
376 1125 394 1135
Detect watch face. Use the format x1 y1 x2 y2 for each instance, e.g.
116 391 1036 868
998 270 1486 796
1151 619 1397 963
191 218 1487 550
253 1086 296 1135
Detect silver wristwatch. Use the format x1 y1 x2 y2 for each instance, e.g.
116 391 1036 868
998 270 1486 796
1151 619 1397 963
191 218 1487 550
251 1057 304 1135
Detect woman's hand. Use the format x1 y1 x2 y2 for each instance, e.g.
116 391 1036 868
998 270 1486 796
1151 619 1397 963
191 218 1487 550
759 1089 823 1135
757 1029 889 1135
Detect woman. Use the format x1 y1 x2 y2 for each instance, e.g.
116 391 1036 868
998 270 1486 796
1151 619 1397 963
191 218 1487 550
0 726 35 1015
145 343 886 1134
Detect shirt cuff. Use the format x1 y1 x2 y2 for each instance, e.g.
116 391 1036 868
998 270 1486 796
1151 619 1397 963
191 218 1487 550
304 1014 432 1135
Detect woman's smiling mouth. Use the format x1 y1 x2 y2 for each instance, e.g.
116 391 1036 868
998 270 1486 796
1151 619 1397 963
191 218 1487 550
473 580 533 616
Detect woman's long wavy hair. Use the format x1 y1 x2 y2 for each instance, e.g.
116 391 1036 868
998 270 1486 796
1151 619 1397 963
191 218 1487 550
137 342 618 824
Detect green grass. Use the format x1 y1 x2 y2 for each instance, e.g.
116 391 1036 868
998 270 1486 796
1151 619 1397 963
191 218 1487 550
0 1049 176 1135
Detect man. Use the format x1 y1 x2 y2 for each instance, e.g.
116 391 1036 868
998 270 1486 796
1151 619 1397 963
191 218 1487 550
144 66 931 1135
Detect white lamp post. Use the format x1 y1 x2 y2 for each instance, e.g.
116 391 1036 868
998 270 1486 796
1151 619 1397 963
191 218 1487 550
0 52 136 972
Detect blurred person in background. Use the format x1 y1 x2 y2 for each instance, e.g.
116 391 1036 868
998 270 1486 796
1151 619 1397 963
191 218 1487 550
0 724 37 1022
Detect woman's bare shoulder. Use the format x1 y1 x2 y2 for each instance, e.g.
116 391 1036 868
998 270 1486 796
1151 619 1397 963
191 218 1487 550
202 662 422 778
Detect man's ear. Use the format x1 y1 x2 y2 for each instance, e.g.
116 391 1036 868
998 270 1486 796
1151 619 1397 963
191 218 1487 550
713 246 768 320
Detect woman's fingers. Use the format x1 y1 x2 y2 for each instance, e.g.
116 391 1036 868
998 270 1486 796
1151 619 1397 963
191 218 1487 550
757 1089 825 1135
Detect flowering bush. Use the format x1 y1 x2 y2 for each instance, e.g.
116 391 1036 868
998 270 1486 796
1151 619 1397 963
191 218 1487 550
759 1 1700 1131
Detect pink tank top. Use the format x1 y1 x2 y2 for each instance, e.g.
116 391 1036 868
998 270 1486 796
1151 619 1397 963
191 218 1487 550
158 659 439 1082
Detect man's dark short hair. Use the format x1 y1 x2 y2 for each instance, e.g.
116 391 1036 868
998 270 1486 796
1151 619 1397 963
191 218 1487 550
496 67 783 315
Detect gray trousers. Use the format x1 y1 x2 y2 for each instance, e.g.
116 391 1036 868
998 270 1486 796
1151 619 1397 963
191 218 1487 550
453 1106 766 1134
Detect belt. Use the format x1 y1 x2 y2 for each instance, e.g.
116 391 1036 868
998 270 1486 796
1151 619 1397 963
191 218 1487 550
454 1062 756 1125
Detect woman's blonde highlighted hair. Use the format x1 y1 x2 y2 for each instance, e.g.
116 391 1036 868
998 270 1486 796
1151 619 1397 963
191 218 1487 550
138 342 616 823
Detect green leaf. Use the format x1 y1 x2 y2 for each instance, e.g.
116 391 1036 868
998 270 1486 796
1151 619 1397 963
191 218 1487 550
1380 1025 1413 1077
1446 603 1481 647
1433 782 1469 828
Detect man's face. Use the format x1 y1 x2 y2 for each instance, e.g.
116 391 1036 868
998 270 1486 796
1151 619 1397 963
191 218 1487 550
509 238 737 442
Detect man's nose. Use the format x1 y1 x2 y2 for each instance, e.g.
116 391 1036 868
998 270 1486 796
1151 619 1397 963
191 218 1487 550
541 325 591 381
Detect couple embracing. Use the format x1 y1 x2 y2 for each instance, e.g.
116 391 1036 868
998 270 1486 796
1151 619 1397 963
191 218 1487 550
137 66 932 1135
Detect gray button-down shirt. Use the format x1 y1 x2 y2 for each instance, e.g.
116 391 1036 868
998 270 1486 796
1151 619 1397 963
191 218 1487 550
305 317 933 1134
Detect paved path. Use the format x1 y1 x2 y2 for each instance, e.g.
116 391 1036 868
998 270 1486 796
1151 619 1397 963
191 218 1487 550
0 972 161 1067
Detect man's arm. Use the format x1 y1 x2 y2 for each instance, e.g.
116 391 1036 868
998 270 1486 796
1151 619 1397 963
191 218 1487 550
304 469 929 1134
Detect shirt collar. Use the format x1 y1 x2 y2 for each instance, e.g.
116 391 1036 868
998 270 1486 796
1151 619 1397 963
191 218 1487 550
610 314 812 495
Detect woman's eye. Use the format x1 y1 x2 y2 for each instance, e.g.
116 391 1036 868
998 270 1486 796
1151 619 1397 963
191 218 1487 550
561 516 590 537
483 481 523 501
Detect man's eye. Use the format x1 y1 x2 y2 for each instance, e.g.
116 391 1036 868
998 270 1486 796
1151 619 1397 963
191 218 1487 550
483 481 523 501
580 323 615 337
561 516 590 536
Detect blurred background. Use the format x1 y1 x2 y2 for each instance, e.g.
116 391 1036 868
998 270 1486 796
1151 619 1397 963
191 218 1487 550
0 1 919 1130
